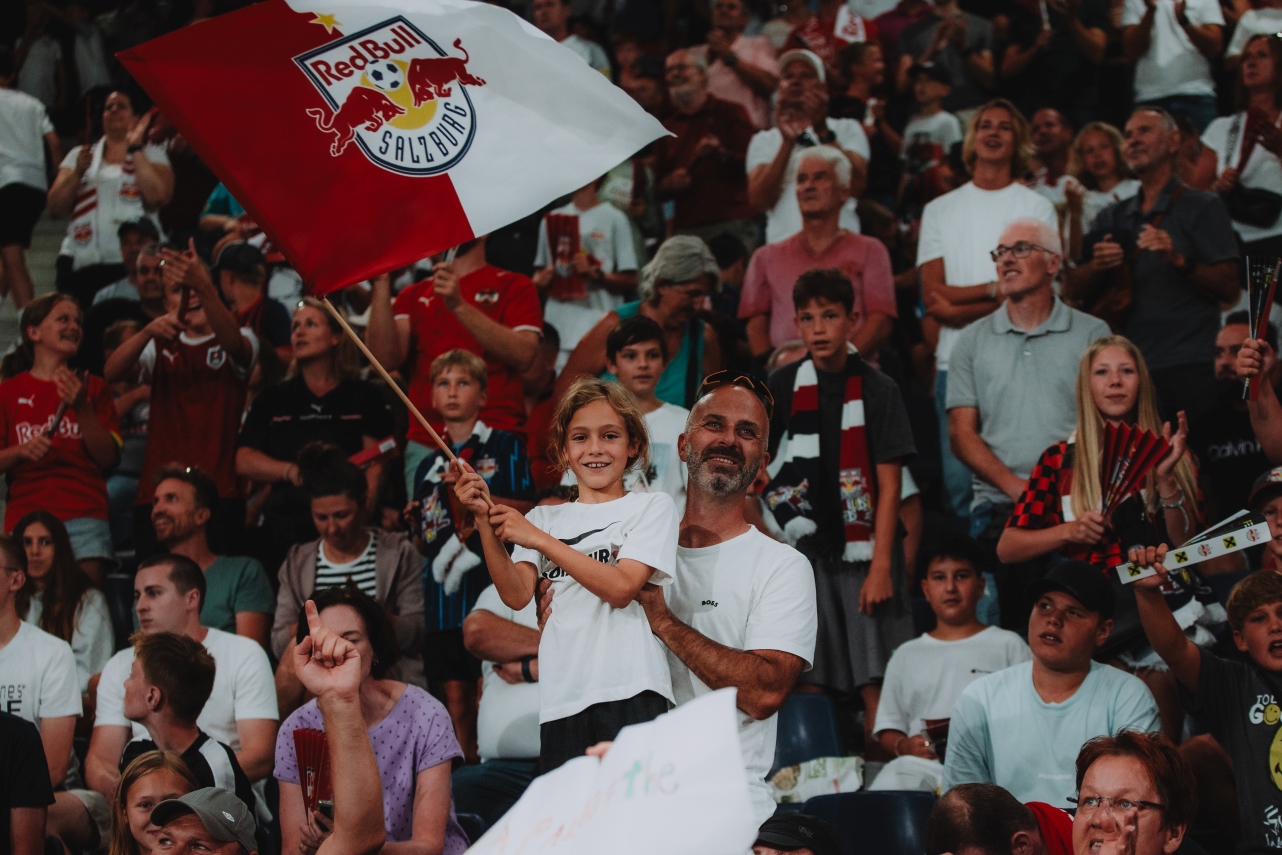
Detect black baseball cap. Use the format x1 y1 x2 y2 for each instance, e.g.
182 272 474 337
908 61 951 86
1027 560 1115 619
211 241 267 278
150 788 257 853
1250 466 1282 509
754 814 840 855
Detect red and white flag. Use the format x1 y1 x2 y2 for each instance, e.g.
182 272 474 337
118 0 667 295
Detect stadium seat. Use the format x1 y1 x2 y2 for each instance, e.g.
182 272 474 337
801 791 937 855
770 693 842 777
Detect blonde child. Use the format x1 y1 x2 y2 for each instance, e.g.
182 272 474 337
455 377 677 771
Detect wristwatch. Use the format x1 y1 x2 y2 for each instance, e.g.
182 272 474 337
816 127 837 145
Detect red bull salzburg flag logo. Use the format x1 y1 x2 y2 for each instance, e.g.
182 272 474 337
117 0 667 295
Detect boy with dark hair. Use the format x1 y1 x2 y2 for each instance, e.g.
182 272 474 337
409 348 534 762
1132 546 1282 852
119 631 257 812
871 535 1030 791
763 267 916 754
569 317 689 512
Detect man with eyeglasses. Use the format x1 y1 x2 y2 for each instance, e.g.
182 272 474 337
945 218 1108 626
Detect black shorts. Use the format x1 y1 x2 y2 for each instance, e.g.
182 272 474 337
0 184 46 248
539 690 669 773
422 628 482 683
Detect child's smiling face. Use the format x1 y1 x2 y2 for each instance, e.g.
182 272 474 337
1234 600 1282 673
565 399 638 496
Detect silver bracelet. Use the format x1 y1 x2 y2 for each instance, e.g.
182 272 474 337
1159 487 1185 509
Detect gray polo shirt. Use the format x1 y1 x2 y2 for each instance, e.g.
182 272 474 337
946 296 1111 511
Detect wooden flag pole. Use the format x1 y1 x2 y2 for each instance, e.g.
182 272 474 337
318 294 495 509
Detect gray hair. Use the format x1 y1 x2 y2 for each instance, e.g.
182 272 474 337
1130 106 1179 137
795 145 852 191
1000 217 1062 256
638 235 721 302
669 47 707 73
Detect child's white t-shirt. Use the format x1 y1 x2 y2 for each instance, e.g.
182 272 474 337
512 491 679 723
562 402 690 515
901 111 963 162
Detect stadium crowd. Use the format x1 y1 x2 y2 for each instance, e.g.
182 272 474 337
5 0 1282 852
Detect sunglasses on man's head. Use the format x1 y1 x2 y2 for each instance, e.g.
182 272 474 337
696 370 775 420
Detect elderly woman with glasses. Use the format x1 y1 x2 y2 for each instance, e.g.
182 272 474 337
557 235 725 408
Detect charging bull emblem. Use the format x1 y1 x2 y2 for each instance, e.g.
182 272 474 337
295 17 484 176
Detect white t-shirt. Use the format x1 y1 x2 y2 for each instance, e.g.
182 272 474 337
0 88 55 191
24 588 114 694
746 120 871 243
942 660 1161 806
562 402 689 516
901 111 964 162
916 181 1058 370
1081 179 1141 235
873 626 1031 739
73 23 113 95
93 278 141 304
1227 8 1282 57
57 142 171 267
471 585 541 762
16 36 62 110
534 200 639 361
0 621 81 725
1203 113 1282 242
562 34 611 75
666 528 817 827
1122 0 1223 101
95 627 279 749
511 491 679 722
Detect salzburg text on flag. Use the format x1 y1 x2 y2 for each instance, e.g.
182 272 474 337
117 0 669 295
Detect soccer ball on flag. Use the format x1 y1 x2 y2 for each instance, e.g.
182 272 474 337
366 60 404 91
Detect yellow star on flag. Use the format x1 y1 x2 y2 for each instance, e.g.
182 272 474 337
309 12 340 33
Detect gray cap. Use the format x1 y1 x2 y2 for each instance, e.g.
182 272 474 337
778 48 825 84
638 235 721 301
150 788 257 853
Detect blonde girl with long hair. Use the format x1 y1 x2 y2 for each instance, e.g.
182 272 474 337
109 751 198 855
1063 123 1139 261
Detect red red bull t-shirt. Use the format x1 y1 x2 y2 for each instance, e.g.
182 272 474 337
393 265 542 442
0 372 120 527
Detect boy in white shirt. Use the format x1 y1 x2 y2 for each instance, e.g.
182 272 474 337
870 536 1029 792
565 316 690 514
901 63 963 170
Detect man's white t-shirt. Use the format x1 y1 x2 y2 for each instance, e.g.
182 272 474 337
942 660 1161 806
1121 0 1223 101
902 111 964 162
746 120 872 243
562 402 690 516
95 627 278 749
1227 8 1282 57
873 626 1030 738
1203 113 1282 242
916 181 1058 370
534 200 639 362
0 88 55 191
666 529 817 827
471 585 541 762
562 34 611 75
0 621 82 725
512 491 679 722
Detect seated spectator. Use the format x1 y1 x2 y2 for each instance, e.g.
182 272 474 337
104 245 258 559
119 632 255 811
942 561 1160 805
753 813 841 855
0 712 55 855
559 236 724 409
746 49 869 246
365 239 542 491
870 537 1030 792
1121 0 1223 133
531 0 610 74
901 63 963 169
894 0 994 119
1071 731 1196 855
0 294 121 583
530 177 639 366
1063 123 1139 262
654 48 758 255
45 90 173 307
150 789 262 855
236 297 393 572
15 511 113 696
274 442 425 711
212 242 292 364
742 146 894 360
1225 0 1282 72
1025 108 1076 208
926 783 1074 855
455 581 540 833
86 555 277 801
275 585 468 855
110 750 199 855
407 350 533 759
81 239 167 378
522 324 561 491
150 467 273 651
1203 34 1282 257
782 0 879 87
1000 0 1107 125
691 0 780 131
1132 552 1282 852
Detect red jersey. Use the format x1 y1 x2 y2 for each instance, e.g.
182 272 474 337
0 372 120 527
392 265 542 443
136 330 258 502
